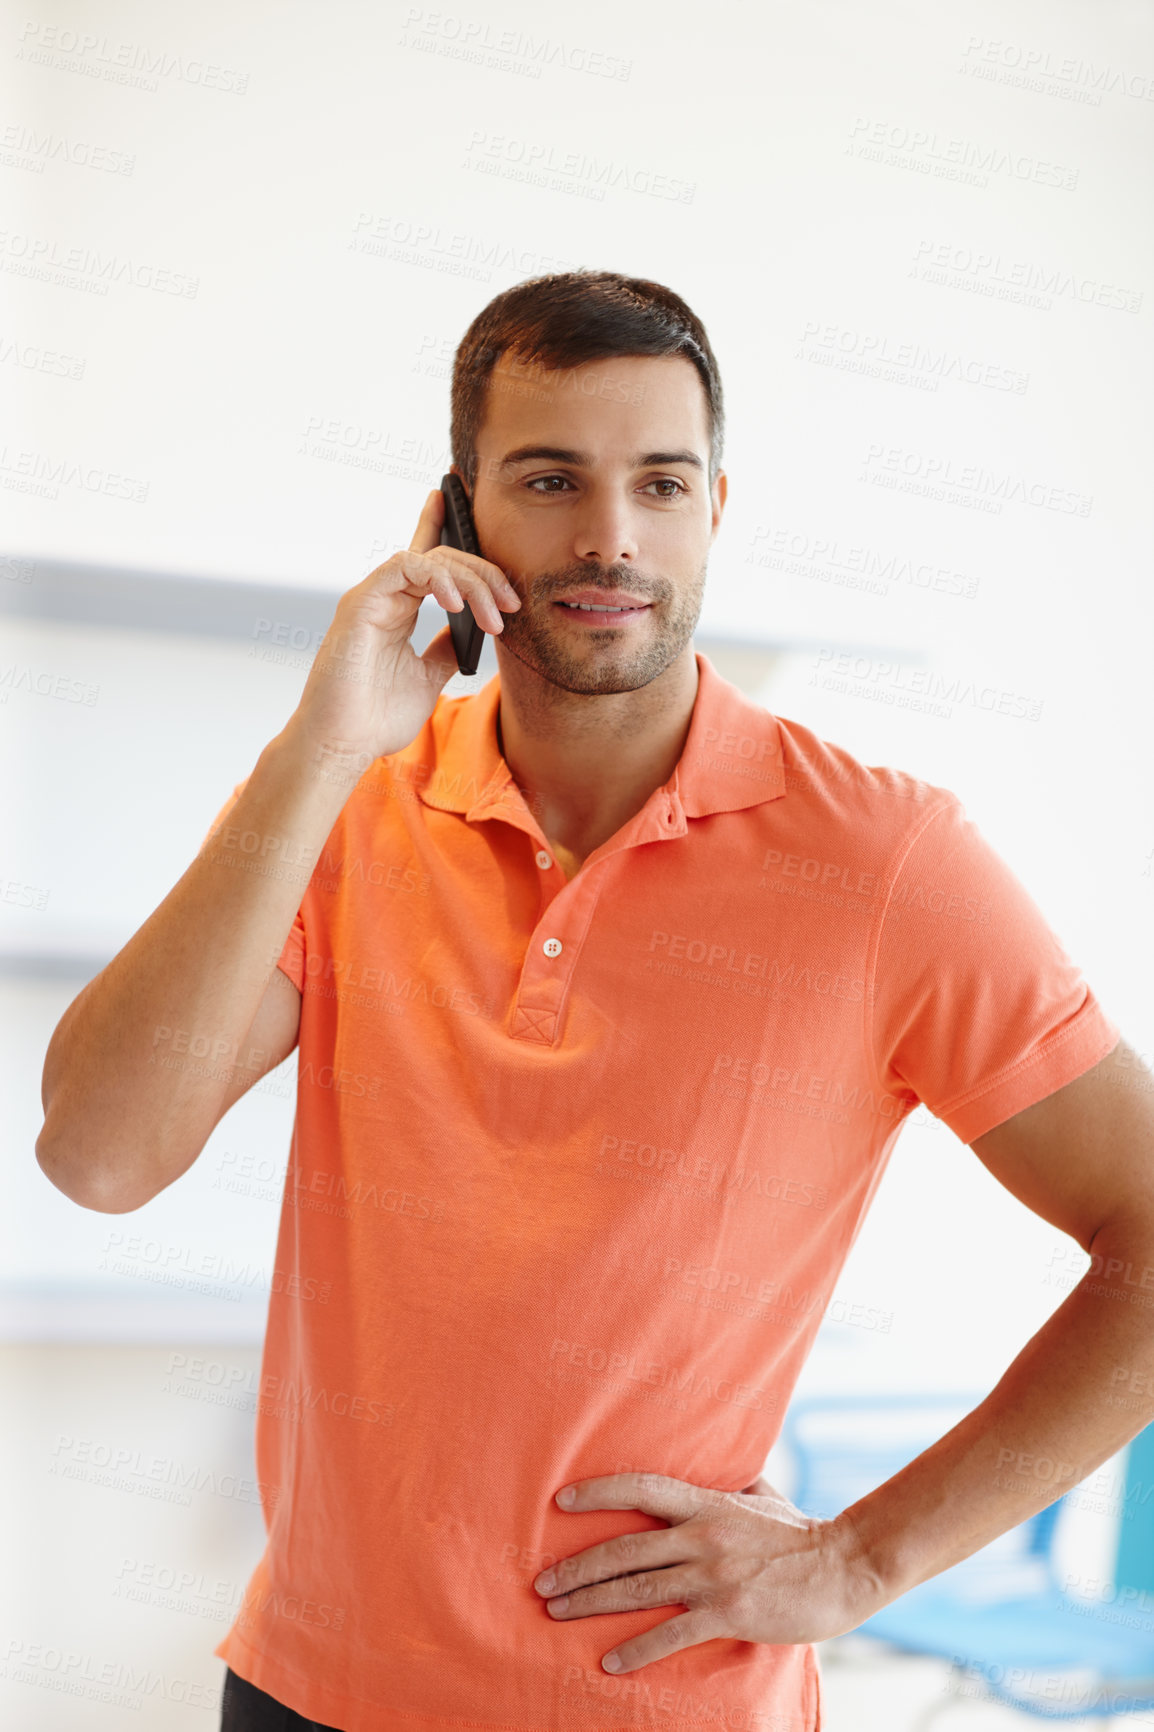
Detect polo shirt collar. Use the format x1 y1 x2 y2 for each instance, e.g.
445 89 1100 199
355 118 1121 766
414 650 786 825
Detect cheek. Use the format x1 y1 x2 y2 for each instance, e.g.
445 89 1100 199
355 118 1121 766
488 527 563 586
652 512 710 563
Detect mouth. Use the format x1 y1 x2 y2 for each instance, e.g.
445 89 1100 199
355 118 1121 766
553 595 653 625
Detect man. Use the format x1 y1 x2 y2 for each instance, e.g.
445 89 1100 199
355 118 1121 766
36 272 1154 1732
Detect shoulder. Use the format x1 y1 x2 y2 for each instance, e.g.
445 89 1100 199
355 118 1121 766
771 709 958 844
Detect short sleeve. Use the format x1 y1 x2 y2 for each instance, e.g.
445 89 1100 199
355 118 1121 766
869 796 1121 1144
275 910 307 993
199 777 307 995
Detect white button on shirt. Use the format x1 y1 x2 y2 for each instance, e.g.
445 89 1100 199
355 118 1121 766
542 938 563 958
535 850 552 870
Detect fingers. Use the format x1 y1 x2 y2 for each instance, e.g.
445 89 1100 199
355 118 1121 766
351 551 467 630
542 1565 697 1621
399 545 518 635
534 1525 681 1599
594 1607 718 1677
408 552 498 632
400 489 520 634
437 552 519 634
352 547 517 639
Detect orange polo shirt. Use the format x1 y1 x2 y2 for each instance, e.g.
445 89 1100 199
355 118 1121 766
208 651 1118 1732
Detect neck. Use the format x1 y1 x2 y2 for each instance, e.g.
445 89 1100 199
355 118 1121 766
495 645 699 860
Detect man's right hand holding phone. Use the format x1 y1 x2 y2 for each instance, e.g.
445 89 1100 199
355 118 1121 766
35 488 519 1213
285 487 519 781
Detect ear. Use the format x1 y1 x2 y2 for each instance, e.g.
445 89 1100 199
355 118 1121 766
710 470 727 541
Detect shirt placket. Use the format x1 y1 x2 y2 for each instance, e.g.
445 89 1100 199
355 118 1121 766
469 773 687 1047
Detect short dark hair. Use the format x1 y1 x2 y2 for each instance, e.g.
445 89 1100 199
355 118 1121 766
450 270 724 494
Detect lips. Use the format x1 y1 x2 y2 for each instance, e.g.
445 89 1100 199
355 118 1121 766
553 589 652 613
556 602 649 614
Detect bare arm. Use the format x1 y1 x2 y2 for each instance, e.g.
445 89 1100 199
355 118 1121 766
204 963 303 1131
36 727 340 1212
834 1035 1154 1602
35 486 520 1214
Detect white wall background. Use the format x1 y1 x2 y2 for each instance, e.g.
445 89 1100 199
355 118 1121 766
2 1 1152 1724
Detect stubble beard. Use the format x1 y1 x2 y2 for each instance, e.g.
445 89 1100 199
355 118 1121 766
494 561 708 696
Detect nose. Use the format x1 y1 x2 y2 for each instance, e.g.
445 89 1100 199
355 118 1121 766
571 493 639 565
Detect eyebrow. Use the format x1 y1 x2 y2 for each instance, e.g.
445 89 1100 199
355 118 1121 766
498 444 704 471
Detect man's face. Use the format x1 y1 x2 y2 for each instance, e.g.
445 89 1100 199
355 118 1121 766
462 352 726 696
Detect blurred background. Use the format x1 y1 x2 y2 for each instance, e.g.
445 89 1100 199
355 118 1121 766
2 0 1152 1724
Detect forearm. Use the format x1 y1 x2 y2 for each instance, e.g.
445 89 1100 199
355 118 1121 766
36 722 349 1209
835 1218 1154 1605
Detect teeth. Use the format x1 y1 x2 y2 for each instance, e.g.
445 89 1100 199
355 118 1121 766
560 602 636 612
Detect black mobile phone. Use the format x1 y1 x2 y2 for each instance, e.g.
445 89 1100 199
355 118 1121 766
439 472 485 676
